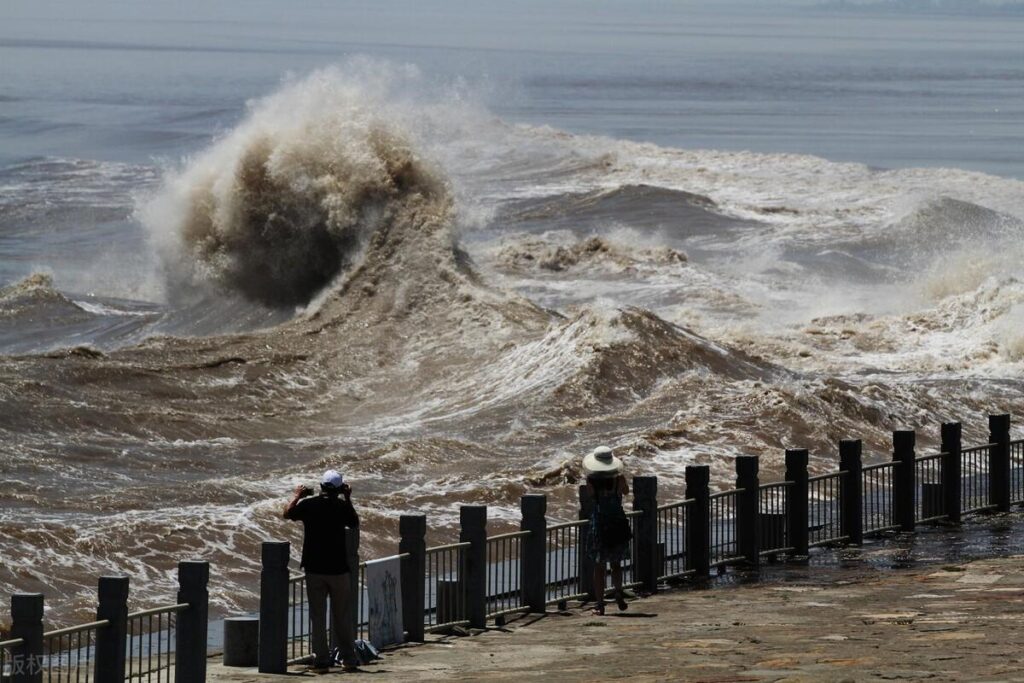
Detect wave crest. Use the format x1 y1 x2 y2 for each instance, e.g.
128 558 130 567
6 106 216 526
145 65 450 308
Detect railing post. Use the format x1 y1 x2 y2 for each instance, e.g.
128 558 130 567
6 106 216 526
520 494 548 612
258 541 290 674
839 440 863 546
785 449 809 558
175 560 210 683
735 457 760 568
685 465 711 577
990 414 1011 512
941 422 963 524
459 505 487 629
10 593 43 683
399 514 427 642
893 430 916 532
578 485 595 598
94 576 129 683
632 476 659 593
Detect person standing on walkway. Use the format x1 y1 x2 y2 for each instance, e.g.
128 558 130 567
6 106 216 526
283 469 359 673
583 446 632 615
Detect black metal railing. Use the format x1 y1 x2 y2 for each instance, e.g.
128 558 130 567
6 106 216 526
424 542 470 632
758 482 791 556
709 489 743 567
915 453 947 523
862 461 899 535
808 472 846 547
544 520 587 605
1011 439 1024 505
962 444 994 514
41 618 107 682
656 499 693 579
1 637 25 680
286 574 310 664
485 531 529 618
126 603 186 681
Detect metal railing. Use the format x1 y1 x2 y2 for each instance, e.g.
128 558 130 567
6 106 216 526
544 519 587 604
656 499 694 579
709 489 744 567
808 471 847 547
485 531 530 618
915 453 947 523
962 444 995 514
1 637 25 680
1011 439 1024 505
41 618 107 682
758 482 791 556
862 461 899 535
286 574 311 664
126 603 187 681
424 542 470 632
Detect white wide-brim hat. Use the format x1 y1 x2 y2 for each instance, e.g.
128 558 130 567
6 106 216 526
582 446 623 476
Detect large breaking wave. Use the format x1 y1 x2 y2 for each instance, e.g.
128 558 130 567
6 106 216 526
142 65 450 308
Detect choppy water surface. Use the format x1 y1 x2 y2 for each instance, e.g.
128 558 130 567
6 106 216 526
1 1 1024 622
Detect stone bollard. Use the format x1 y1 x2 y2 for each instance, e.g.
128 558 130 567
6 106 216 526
942 422 963 524
893 430 916 532
990 414 1011 512
223 617 259 667
520 494 548 612
685 465 711 577
839 440 864 545
459 506 487 629
785 449 809 558
175 560 210 683
736 456 760 568
632 476 659 593
258 541 290 674
10 593 44 683
94 576 129 683
399 514 427 642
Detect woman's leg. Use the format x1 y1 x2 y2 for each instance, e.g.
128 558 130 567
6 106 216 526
592 562 606 614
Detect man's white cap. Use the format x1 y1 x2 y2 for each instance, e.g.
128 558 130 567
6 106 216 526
321 469 344 489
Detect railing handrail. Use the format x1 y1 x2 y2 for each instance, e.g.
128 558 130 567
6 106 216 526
656 498 695 511
0 637 24 649
962 443 998 453
808 470 848 483
709 487 745 499
42 618 110 639
425 541 472 553
547 518 587 531
916 452 948 461
625 509 644 518
487 530 531 542
127 602 189 620
758 481 793 490
862 461 898 473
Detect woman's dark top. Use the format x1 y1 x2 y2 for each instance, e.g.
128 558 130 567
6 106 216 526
586 475 632 563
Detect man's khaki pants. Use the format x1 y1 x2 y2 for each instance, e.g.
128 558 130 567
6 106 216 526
305 572 357 667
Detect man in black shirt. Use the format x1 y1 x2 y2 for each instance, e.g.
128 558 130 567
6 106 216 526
283 469 359 672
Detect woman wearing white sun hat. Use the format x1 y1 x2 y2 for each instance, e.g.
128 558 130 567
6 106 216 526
582 446 631 615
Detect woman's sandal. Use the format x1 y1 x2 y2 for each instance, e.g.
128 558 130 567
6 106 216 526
591 603 606 616
616 595 628 611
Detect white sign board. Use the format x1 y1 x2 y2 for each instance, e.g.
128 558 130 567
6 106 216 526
365 556 404 649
